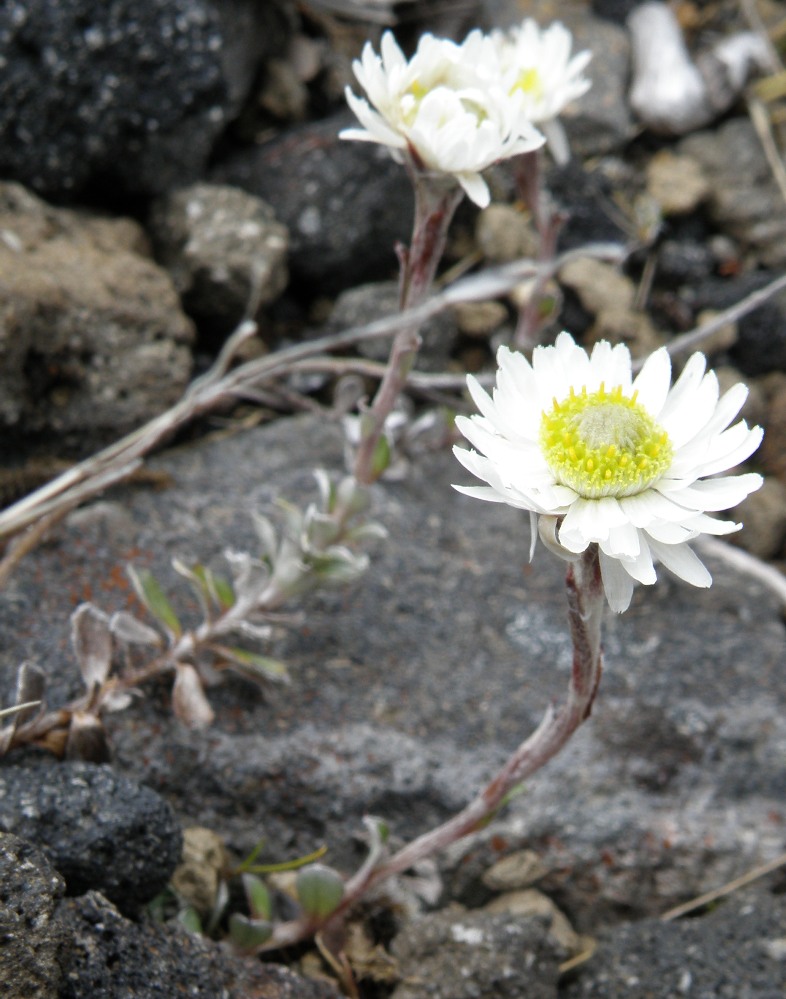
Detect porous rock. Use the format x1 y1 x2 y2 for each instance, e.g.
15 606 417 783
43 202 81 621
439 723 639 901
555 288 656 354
685 269 786 377
0 0 291 200
57 890 340 999
680 119 786 270
212 114 414 295
0 762 181 916
390 905 563 999
0 181 194 450
561 888 786 999
0 833 66 999
149 182 290 337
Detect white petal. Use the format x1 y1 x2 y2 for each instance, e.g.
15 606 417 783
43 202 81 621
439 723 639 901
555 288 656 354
453 484 512 504
601 520 641 559
559 496 626 550
681 513 741 536
598 550 636 613
631 347 671 416
644 521 699 544
660 473 763 512
456 171 489 208
661 370 719 448
618 533 657 584
648 538 712 588
692 424 764 478
658 352 706 425
619 489 693 527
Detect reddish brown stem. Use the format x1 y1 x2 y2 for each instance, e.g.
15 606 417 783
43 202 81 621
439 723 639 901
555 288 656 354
353 172 463 484
261 545 605 951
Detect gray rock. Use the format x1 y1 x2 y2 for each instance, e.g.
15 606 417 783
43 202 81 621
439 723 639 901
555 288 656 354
0 833 66 999
57 890 340 999
0 763 181 916
680 119 786 270
327 281 458 370
149 182 290 337
730 475 786 560
0 0 290 200
390 905 562 999
213 114 414 295
562 888 786 999
0 181 194 451
685 269 786 377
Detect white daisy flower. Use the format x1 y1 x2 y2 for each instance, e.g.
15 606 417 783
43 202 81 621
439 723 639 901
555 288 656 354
340 30 544 208
492 20 591 163
454 333 763 613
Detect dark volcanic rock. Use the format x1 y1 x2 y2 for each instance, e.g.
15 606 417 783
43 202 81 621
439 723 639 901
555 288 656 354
0 0 289 201
213 114 414 296
562 888 786 999
686 270 786 377
57 891 341 999
0 762 181 916
0 833 66 999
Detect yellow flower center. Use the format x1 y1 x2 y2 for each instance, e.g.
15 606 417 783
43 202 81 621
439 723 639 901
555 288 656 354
539 383 674 498
513 67 543 99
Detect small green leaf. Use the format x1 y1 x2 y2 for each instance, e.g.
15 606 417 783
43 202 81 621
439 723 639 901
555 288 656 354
370 433 391 480
296 864 344 919
242 873 272 920
216 646 290 684
127 565 182 638
228 913 273 950
207 570 236 611
240 843 328 876
177 906 203 935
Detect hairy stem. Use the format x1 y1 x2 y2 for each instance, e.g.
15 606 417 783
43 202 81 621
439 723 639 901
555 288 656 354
261 545 605 950
353 172 463 484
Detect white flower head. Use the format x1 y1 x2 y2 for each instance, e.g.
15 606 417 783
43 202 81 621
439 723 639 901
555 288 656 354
492 20 591 163
340 30 545 207
454 333 763 613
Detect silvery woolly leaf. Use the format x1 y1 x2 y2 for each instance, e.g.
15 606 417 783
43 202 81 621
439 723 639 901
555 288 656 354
251 512 278 562
224 550 269 597
172 663 215 729
311 548 369 584
127 565 182 639
275 498 305 539
171 558 211 617
346 521 388 543
303 509 340 550
213 645 290 684
313 468 334 511
109 611 163 648
233 620 274 643
71 603 112 690
14 661 46 723
336 475 372 517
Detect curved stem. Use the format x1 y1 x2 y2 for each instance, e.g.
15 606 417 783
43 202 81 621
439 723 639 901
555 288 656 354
261 545 605 951
353 172 463 485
